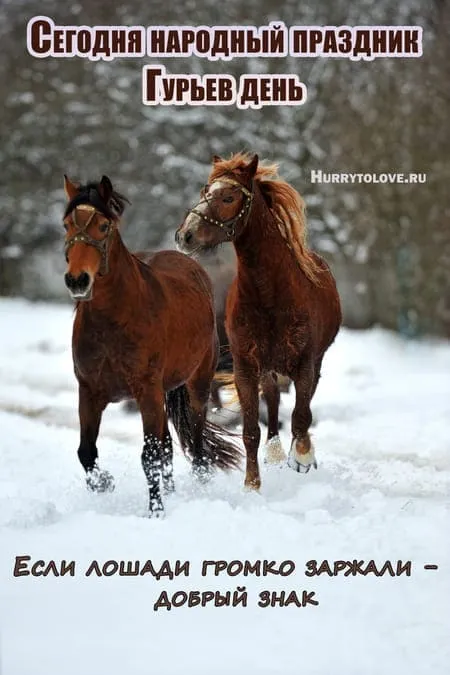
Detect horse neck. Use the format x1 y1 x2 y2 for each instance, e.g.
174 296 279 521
233 190 287 293
83 230 143 321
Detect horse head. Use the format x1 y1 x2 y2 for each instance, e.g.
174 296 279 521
62 175 128 300
176 154 258 254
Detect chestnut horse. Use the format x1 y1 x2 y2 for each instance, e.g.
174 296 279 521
176 153 342 490
63 174 241 516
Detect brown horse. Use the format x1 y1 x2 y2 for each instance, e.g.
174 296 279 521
176 153 342 490
62 174 241 516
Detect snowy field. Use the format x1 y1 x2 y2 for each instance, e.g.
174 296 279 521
0 297 449 675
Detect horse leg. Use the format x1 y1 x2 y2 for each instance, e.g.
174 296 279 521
137 385 166 517
310 355 324 428
288 358 317 474
188 390 211 481
234 359 261 490
209 379 222 410
77 383 114 492
187 352 216 481
260 372 286 464
161 420 175 495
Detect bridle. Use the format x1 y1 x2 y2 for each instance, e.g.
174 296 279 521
187 177 253 239
64 204 114 276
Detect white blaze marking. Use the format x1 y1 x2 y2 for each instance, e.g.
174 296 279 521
184 181 232 230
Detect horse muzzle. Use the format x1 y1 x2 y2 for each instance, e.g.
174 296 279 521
64 271 94 301
175 224 198 254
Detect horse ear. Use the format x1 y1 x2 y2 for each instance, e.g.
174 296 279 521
213 154 222 164
247 154 259 178
98 175 113 201
63 175 78 201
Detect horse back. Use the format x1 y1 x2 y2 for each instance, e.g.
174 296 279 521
140 250 214 302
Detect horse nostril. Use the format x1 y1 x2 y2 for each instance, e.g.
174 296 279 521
64 272 75 289
184 230 193 245
64 272 90 291
78 272 89 288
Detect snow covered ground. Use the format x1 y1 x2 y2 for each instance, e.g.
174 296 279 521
0 297 449 675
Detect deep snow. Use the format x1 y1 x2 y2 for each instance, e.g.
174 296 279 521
0 298 449 675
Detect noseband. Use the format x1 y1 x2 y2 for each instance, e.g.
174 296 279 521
64 204 114 276
188 177 253 239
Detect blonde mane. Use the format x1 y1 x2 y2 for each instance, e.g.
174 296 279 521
209 152 323 284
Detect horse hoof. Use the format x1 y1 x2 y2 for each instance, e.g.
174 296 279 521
263 435 287 464
287 456 317 473
243 477 261 492
288 438 317 474
163 478 175 495
243 484 261 493
192 463 213 484
148 502 165 518
148 508 165 519
86 469 115 493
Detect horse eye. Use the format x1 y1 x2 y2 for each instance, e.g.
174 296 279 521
63 222 69 231
99 222 109 233
223 195 234 203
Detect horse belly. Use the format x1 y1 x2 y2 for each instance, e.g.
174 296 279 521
164 303 215 381
98 369 132 402
229 311 309 376
160 271 216 380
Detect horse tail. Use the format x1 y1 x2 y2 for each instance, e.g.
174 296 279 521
165 385 242 471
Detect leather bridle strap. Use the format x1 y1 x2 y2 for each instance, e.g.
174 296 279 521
64 204 113 276
188 178 253 239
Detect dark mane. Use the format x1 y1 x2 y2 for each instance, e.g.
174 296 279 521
64 182 130 220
